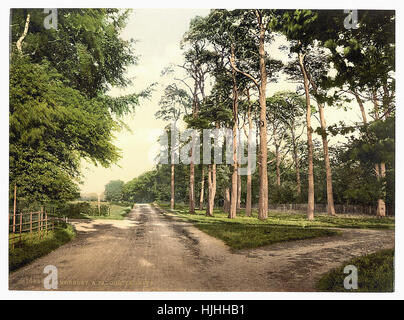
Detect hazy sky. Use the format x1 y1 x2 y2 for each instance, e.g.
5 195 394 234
79 8 371 195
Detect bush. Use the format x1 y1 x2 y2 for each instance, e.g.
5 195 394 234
52 202 111 218
316 249 394 292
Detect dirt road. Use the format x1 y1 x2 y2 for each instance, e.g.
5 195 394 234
9 204 394 291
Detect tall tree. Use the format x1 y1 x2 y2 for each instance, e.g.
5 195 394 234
155 84 192 209
10 9 145 202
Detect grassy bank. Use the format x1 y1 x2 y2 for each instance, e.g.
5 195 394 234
316 249 394 292
157 203 341 249
9 224 76 272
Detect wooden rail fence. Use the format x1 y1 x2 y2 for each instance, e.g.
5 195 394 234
9 208 66 248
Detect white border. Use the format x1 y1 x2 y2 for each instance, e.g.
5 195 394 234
1 0 402 300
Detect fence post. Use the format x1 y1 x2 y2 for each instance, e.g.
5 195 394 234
30 211 32 233
19 211 23 242
98 194 101 215
40 207 43 239
13 184 17 233
45 207 48 234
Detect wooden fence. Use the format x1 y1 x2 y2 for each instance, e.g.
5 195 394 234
9 208 66 248
267 203 394 216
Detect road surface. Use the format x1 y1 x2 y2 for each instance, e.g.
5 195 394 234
9 204 394 291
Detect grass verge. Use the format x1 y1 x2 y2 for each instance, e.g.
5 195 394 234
9 224 76 272
84 204 132 220
156 203 340 250
316 249 394 292
158 203 394 230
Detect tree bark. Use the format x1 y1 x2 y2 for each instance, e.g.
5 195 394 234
170 163 175 210
372 91 386 217
229 48 239 219
16 13 30 53
298 52 315 220
206 164 217 216
189 161 195 214
199 166 205 210
245 89 253 217
189 77 199 214
223 187 231 214
318 104 336 215
256 10 268 220
290 122 301 195
377 162 386 217
237 174 241 210
352 90 368 124
206 165 213 216
274 128 281 187
307 72 335 216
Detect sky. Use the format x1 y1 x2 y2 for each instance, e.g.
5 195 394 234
79 8 372 195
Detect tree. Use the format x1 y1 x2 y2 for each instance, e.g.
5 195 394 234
155 84 192 209
272 9 333 219
104 180 124 202
228 9 278 220
322 10 395 216
10 9 146 202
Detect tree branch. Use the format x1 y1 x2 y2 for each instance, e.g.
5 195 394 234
16 13 30 53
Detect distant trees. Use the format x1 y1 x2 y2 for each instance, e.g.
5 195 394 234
104 180 125 202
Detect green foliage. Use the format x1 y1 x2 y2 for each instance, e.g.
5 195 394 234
49 202 110 218
316 249 394 292
104 180 125 202
11 9 136 98
10 9 144 203
85 203 131 220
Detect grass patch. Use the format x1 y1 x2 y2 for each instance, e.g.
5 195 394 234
84 204 132 220
196 222 337 250
316 249 394 292
157 203 340 250
158 203 394 230
9 224 76 272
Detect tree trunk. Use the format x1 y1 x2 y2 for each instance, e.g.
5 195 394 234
189 75 199 215
372 92 386 217
206 164 217 217
206 165 213 216
298 52 314 220
291 122 301 195
170 163 175 210
237 174 241 210
189 161 195 214
275 143 281 187
352 90 368 124
318 104 336 215
245 89 253 217
199 166 205 210
223 187 231 214
256 11 268 220
229 54 239 219
377 162 386 217
212 164 216 205
16 14 30 53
